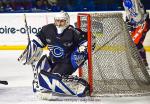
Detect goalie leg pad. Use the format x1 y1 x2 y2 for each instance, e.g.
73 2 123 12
38 71 90 97
36 55 53 72
32 55 53 92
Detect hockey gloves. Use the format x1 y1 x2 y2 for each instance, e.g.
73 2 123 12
18 40 43 65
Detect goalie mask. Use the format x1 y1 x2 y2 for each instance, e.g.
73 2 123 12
54 11 70 34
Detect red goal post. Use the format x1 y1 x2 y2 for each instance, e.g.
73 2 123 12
77 13 93 96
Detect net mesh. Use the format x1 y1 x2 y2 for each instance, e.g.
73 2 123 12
78 13 150 96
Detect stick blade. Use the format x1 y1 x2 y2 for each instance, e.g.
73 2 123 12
0 81 8 85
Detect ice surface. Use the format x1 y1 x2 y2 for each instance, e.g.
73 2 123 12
0 50 150 104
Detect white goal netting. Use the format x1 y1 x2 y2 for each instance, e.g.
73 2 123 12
78 13 150 97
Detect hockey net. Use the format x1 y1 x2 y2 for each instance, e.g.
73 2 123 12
77 13 150 97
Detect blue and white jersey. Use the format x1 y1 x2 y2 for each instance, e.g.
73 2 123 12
36 24 87 63
123 0 145 25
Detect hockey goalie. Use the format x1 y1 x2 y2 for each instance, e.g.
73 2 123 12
18 11 95 97
123 0 150 66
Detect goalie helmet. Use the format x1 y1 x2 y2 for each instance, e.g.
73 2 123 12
54 11 70 34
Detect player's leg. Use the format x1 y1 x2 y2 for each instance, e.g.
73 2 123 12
51 62 75 75
136 42 148 66
36 41 90 97
38 70 90 97
32 55 54 92
37 60 90 97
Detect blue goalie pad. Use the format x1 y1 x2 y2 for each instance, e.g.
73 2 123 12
71 47 87 71
36 55 53 72
38 70 90 97
32 55 53 92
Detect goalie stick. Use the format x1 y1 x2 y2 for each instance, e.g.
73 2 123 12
17 14 40 92
18 14 31 62
24 14 31 42
0 80 8 85
17 13 36 66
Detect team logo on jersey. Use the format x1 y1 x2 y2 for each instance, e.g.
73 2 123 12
48 45 65 58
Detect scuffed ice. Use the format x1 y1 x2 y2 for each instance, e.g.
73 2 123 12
0 51 150 104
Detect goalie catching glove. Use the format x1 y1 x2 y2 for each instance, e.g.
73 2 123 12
78 41 87 53
18 37 44 65
78 35 96 53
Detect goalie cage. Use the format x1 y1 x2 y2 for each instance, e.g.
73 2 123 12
77 13 150 97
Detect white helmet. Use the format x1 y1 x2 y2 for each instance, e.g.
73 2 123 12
54 11 70 34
